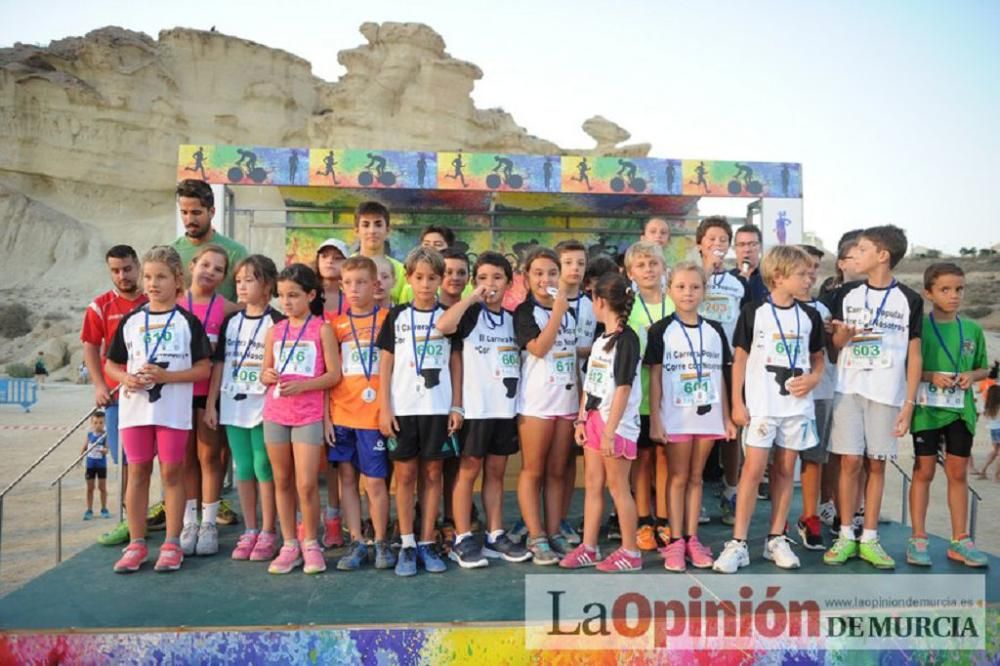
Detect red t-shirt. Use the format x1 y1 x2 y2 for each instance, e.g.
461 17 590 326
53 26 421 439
80 289 148 392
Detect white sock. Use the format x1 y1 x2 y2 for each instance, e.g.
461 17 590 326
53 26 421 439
326 506 340 519
840 525 856 541
401 534 417 549
624 548 640 558
202 501 220 526
183 499 198 526
860 529 878 543
417 539 434 546
455 531 472 545
723 485 737 500
487 529 504 544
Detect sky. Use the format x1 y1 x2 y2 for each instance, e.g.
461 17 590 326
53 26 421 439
2 0 998 253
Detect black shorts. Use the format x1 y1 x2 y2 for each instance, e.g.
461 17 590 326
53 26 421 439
913 421 973 458
636 415 655 450
85 466 107 480
460 418 519 458
192 395 220 411
388 415 459 461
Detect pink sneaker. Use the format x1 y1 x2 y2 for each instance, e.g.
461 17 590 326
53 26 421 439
686 535 714 569
596 547 642 573
249 531 279 561
113 542 148 573
662 538 686 572
303 541 327 574
154 543 184 572
231 532 258 561
322 515 344 549
559 543 600 569
268 543 303 574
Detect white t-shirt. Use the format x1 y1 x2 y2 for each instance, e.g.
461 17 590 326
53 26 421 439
514 298 579 417
644 314 731 436
699 270 750 344
569 293 598 352
454 304 519 420
583 328 642 441
806 298 836 401
733 299 825 419
214 309 285 429
107 306 212 430
830 280 923 407
377 303 457 417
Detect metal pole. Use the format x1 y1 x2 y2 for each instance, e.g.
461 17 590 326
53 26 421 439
56 479 62 564
969 491 979 543
900 476 909 527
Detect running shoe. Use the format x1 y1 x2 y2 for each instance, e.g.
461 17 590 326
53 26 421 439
859 538 895 569
417 543 447 573
231 532 258 560
216 499 239 526
303 541 327 574
483 533 532 563
100 508 111 519
655 523 671 548
662 538 686 572
179 523 199 556
337 540 369 571
268 543 303 574
719 493 736 526
823 536 859 565
549 534 572 557
113 542 148 573
374 540 397 569
395 546 417 576
698 506 710 524
636 524 658 551
559 519 581 546
323 515 344 549
906 536 931 567
713 540 749 574
250 531 279 561
195 523 219 556
764 535 800 569
686 535 713 569
146 501 167 531
528 536 559 565
947 537 988 568
596 547 642 573
154 543 184 572
83 509 94 521
559 544 600 569
508 519 528 545
797 515 825 551
98 520 130 546
449 538 488 569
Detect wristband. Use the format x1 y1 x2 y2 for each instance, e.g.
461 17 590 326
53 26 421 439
449 406 465 417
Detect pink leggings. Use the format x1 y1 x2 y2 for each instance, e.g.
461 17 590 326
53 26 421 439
121 425 189 465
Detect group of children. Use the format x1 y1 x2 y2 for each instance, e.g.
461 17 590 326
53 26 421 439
101 195 992 576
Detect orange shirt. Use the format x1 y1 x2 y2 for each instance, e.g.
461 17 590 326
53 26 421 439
328 308 387 430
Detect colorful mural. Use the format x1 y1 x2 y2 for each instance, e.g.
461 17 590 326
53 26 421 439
681 160 802 198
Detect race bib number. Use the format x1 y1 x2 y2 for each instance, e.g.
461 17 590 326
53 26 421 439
764 334 804 369
493 345 520 379
224 361 265 395
550 351 576 384
700 295 736 324
341 341 379 377
413 338 447 369
583 359 609 396
138 323 182 356
844 335 891 369
916 380 965 409
673 373 718 407
274 340 318 376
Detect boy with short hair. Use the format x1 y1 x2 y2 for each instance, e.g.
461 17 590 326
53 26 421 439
440 248 471 308
907 262 988 567
713 246 825 573
328 256 396 571
83 411 111 520
354 201 407 304
825 224 923 569
377 247 463 576
420 225 455 251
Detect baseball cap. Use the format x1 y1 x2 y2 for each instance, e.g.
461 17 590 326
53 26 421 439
317 238 350 258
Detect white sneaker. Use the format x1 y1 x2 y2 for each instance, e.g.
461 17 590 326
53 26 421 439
818 501 836 527
763 535 800 569
180 522 199 556
698 506 710 525
195 522 219 556
712 540 749 574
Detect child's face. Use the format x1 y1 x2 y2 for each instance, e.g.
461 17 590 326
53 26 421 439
317 248 345 285
641 219 671 248
528 257 560 299
773 262 813 298
91 416 105 433
668 269 705 312
442 259 469 298
925 274 965 315
699 227 731 264
559 250 587 288
474 263 510 308
277 279 315 318
235 266 269 306
356 214 388 254
374 262 395 303
143 261 180 304
407 261 442 304
421 232 449 252
852 238 884 275
190 251 227 293
342 267 376 310
627 253 665 291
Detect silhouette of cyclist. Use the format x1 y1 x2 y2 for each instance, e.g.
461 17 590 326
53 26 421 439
235 149 258 171
365 153 387 177
617 159 637 180
493 156 515 180
733 162 754 186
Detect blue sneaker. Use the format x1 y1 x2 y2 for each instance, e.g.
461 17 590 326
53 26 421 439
83 509 94 521
100 508 111 519
509 519 528 544
337 540 369 571
559 519 581 545
395 546 417 577
374 540 397 569
417 543 447 573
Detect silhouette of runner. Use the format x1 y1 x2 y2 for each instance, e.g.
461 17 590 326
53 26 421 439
666 162 676 193
781 163 791 196
365 152 387 177
288 151 299 184
571 157 592 190
185 146 207 180
315 150 339 184
235 149 258 171
543 158 554 190
493 156 514 179
445 151 468 187
689 161 709 193
617 159 637 180
417 153 428 187
733 162 754 186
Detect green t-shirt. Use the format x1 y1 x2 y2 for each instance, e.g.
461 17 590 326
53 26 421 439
912 315 987 435
627 293 676 415
172 232 249 302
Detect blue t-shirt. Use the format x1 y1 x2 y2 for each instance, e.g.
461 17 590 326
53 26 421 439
85 432 107 468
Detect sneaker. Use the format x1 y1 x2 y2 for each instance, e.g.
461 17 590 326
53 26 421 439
713 540 750 574
824 536 859 565
636 525 658 551
797 515 825 551
322 515 344 549
98 520 130 546
449 538 488 569
757 480 770 500
947 537 988 568
100 508 111 519
605 513 622 540
859 538 895 569
216 499 239 526
154 543 184 572
249 532 279 561
483 533 532 563
686 535 714 569
764 535 800 569
655 524 671 548
559 544 601 569
374 540 397 569
146 501 167 531
231 532 258 560
818 500 836 527
549 534 571 557
303 542 327 574
416 543 447 573
662 539 686 572
83 509 94 521
268 543 303 574
395 546 417 577
719 493 736 526
698 506 710 525
528 536 559 565
337 540 369 571
559 519 581 545
113 542 148 573
195 523 219 556
906 536 932 567
180 523 199 556
508 519 528 545
596 547 642 573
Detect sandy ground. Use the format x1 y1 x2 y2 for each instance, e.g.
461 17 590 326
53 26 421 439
2 372 999 598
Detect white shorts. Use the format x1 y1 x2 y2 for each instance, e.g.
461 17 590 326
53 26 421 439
744 415 818 451
829 392 899 460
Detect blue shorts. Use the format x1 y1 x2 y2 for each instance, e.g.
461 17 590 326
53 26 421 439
991 427 1000 444
328 426 389 478
105 403 124 465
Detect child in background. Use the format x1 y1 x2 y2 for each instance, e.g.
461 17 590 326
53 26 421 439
82 411 111 520
106 245 212 573
353 201 406 304
261 264 341 575
647 262 735 571
34 352 48 388
714 246 825 573
977 385 1000 481
584 255 620 297
907 263 989 567
205 255 284 562
373 256 396 312
561 272 643 572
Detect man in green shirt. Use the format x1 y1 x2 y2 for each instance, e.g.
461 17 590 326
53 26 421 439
173 179 248 301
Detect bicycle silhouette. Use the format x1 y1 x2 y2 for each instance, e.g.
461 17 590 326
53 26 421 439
727 163 763 195
485 156 524 189
227 149 267 183
610 160 647 193
357 153 397 186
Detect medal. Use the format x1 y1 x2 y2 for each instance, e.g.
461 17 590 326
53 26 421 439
362 387 377 403
273 314 313 398
410 303 437 394
348 307 380 406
